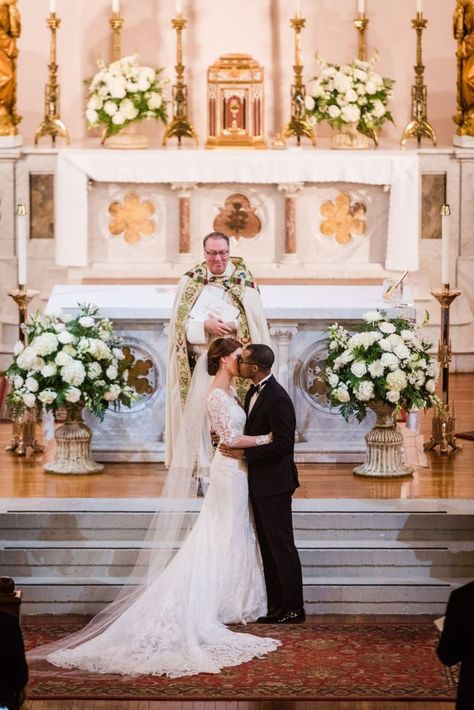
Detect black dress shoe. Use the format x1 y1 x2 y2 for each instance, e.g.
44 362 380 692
256 608 282 624
276 607 306 624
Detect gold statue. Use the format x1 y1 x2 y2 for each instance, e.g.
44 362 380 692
0 0 21 136
454 0 474 136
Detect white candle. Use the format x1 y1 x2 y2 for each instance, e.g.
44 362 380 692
112 0 120 13
294 0 301 17
416 0 422 14
358 0 365 14
176 0 182 15
50 0 56 13
16 203 27 287
441 206 450 285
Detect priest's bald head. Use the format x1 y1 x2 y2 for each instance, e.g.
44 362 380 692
203 232 230 275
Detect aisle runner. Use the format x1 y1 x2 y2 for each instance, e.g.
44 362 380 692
25 619 455 701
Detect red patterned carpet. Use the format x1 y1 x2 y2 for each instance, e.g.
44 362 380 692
24 618 455 702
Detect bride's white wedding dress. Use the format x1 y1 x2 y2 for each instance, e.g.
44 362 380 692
47 387 280 678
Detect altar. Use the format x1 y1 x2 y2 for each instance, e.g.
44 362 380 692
54 146 419 282
46 283 414 463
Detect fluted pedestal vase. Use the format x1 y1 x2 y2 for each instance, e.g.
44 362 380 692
330 123 371 150
353 401 414 478
43 405 104 475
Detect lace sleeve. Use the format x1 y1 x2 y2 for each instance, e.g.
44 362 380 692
255 434 272 445
207 389 239 446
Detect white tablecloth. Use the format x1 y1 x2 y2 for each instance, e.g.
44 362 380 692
56 147 419 271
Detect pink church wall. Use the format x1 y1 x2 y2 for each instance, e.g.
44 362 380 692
17 0 456 146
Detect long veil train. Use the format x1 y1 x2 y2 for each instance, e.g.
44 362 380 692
28 353 215 663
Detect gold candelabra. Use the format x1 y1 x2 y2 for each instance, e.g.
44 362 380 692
163 15 198 146
5 287 44 457
283 15 316 147
424 284 462 455
34 11 70 146
354 12 369 61
400 12 436 147
109 11 124 62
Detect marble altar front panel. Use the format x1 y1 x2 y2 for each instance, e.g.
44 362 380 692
46 284 415 464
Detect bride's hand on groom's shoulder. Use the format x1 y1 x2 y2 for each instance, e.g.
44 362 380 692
219 444 245 460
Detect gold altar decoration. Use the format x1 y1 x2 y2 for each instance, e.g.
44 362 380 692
162 15 198 147
205 54 266 149
320 193 367 245
109 9 124 62
213 193 261 239
108 192 155 244
0 0 20 136
424 284 463 455
122 347 154 396
283 15 316 147
34 9 70 146
5 285 44 457
354 11 369 62
400 11 436 147
453 0 474 136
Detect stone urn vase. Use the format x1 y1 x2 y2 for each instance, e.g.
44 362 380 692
353 400 414 478
43 404 104 475
103 122 149 149
330 122 372 150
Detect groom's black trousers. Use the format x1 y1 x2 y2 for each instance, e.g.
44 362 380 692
250 490 304 612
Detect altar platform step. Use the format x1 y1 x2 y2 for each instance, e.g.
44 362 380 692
1 498 472 615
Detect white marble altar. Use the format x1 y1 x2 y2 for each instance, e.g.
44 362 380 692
46 284 415 463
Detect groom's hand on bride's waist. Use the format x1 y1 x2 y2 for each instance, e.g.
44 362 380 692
219 444 245 460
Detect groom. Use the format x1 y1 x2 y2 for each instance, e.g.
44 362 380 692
220 343 305 624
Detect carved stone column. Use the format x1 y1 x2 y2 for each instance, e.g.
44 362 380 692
277 183 304 263
269 324 298 391
171 183 197 261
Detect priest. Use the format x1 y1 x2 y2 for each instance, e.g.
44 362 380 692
165 231 270 466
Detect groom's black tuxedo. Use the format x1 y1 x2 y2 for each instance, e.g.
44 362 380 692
244 375 303 614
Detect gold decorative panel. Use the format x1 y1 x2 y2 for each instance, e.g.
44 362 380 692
213 193 261 239
108 192 155 244
421 173 445 240
29 174 54 239
320 192 367 245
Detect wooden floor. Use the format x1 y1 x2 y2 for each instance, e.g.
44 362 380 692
2 374 474 500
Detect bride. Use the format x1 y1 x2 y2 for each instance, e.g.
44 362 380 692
29 337 280 678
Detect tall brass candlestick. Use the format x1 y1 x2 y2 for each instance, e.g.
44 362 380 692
34 12 70 146
283 15 316 147
109 11 124 62
162 15 198 146
400 12 436 147
424 285 462 455
354 12 369 61
5 287 44 457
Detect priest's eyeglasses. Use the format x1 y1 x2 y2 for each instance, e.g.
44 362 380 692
204 249 229 258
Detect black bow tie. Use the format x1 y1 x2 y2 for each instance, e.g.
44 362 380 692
248 383 262 397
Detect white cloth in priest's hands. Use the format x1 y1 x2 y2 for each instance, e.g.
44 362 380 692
189 286 240 323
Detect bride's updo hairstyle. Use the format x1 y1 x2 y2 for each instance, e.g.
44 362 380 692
207 337 242 375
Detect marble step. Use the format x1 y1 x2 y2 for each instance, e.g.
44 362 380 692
14 575 459 616
2 510 474 541
3 540 474 579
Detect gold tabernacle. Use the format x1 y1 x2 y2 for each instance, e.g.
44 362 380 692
205 54 266 149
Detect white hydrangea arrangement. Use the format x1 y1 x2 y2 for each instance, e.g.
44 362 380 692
6 304 137 420
323 310 441 422
85 54 168 141
304 55 394 139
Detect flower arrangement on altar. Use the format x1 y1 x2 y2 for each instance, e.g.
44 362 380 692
85 54 168 142
323 310 441 422
304 55 395 140
6 304 138 420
